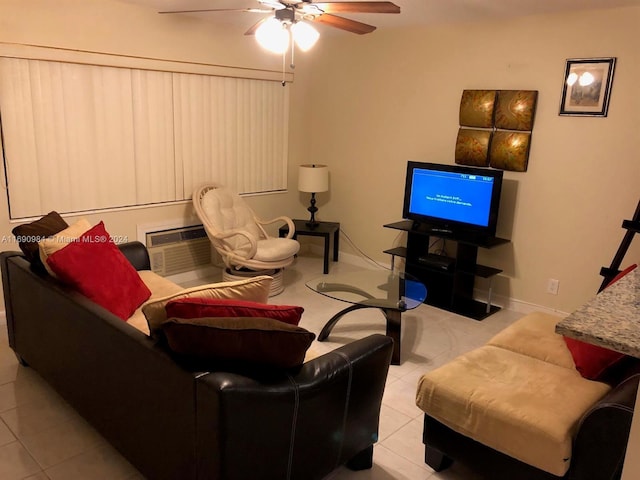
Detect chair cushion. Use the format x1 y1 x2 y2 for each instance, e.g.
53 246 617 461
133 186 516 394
162 316 315 369
416 345 611 477
141 275 273 335
254 237 300 262
201 187 263 251
45 222 151 321
487 311 576 370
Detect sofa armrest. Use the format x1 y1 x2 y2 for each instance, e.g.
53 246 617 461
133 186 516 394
1 252 201 479
1 251 26 353
570 374 639 480
194 334 394 480
118 241 151 271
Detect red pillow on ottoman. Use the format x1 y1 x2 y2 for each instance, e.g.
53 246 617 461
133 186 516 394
46 222 151 320
562 336 626 380
165 298 304 326
563 264 637 380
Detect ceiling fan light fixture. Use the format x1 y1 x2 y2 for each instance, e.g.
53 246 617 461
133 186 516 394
255 17 290 54
291 21 320 51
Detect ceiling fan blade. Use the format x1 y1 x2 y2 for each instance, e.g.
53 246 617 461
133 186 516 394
312 2 400 14
258 0 287 9
159 8 272 15
245 17 270 35
311 13 376 34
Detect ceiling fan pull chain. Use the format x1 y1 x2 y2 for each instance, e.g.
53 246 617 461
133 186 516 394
290 29 296 70
281 51 286 86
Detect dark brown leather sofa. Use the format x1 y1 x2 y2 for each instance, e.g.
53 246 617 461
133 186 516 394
1 243 394 480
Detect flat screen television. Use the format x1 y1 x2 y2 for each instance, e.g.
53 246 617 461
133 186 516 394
402 161 503 241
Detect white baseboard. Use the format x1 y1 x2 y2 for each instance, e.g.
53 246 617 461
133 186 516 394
318 246 569 317
314 247 387 271
473 289 570 317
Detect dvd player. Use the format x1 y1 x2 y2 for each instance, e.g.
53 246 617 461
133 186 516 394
417 254 455 271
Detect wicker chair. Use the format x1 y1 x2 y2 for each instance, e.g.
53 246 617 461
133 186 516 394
192 184 300 295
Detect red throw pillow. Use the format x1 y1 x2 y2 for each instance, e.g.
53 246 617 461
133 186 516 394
162 316 315 369
562 336 626 380
165 298 304 326
46 222 151 320
563 264 637 380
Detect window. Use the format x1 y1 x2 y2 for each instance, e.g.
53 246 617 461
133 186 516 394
0 54 289 219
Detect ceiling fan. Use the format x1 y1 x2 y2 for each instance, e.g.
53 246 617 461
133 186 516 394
159 1 401 40
160 1 400 81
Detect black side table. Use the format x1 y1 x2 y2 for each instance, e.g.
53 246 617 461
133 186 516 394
279 219 340 274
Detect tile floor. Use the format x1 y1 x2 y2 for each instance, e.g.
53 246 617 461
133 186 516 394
0 253 524 479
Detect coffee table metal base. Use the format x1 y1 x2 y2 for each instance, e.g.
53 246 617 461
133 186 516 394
318 302 403 365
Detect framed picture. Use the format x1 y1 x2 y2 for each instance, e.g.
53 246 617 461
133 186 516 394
559 57 616 116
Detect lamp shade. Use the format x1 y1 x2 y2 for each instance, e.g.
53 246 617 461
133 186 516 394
298 164 329 193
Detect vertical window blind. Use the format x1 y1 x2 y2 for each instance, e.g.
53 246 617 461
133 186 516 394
0 57 289 219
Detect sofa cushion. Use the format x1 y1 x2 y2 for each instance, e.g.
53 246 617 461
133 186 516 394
165 298 304 326
142 276 273 335
11 211 69 266
416 345 611 477
162 316 315 369
127 270 184 335
38 218 92 277
45 222 152 321
487 311 576 370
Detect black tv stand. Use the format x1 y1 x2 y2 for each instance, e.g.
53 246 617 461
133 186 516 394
383 220 509 320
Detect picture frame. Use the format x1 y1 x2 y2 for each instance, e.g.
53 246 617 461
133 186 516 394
559 57 616 117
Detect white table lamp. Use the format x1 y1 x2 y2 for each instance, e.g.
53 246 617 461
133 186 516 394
298 164 329 228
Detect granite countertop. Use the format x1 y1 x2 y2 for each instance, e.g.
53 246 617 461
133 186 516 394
556 268 640 358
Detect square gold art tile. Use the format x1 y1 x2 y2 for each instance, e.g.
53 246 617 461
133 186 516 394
494 90 538 131
454 128 492 167
489 131 531 172
459 90 496 128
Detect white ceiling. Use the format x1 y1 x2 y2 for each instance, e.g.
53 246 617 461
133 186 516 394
119 0 640 34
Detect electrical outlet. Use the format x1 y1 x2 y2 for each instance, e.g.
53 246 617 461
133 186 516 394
547 278 560 295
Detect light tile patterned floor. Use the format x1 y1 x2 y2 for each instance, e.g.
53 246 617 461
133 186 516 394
0 253 522 479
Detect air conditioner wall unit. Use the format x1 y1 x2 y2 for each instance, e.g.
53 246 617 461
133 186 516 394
145 225 212 277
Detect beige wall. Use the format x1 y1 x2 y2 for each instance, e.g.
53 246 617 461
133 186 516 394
304 6 640 313
0 0 638 313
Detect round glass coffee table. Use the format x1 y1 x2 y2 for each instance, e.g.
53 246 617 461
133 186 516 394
306 270 427 365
